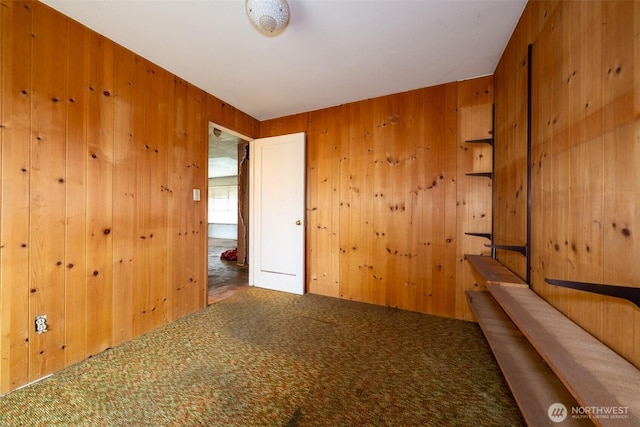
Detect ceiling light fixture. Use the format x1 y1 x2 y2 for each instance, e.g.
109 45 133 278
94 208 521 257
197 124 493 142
246 0 290 35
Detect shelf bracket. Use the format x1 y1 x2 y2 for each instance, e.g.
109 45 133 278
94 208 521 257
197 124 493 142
465 138 493 146
545 278 640 309
465 232 492 240
465 172 493 179
484 244 527 256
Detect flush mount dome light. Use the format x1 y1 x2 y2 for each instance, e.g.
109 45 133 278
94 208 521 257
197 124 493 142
246 0 290 35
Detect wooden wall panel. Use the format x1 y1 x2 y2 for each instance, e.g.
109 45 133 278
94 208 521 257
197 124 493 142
260 82 481 320
166 78 189 321
0 0 32 393
346 100 377 306
65 19 90 367
29 3 68 380
258 112 307 138
184 84 207 313
455 76 494 321
493 10 530 280
135 60 170 335
146 65 170 331
129 55 149 338
167 80 208 321
438 85 459 318
495 0 640 368
0 1 257 394
112 45 137 347
85 32 115 358
307 107 343 298
601 1 640 365
206 94 259 140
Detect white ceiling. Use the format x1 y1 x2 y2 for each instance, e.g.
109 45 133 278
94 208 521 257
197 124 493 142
41 0 526 121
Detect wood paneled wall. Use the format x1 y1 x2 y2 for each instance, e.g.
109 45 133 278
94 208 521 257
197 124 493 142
494 0 640 368
0 1 258 394
260 77 493 321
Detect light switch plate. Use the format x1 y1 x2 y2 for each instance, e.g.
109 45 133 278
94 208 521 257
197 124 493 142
193 189 201 201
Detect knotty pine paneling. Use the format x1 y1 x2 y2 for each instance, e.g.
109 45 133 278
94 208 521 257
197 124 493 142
495 0 640 368
112 44 137 348
206 94 259 140
493 10 529 281
183 83 208 314
85 27 115 359
0 0 32 393
167 79 209 322
260 81 487 320
29 3 68 381
306 107 341 298
65 18 89 367
601 1 640 365
455 76 494 320
0 1 257 394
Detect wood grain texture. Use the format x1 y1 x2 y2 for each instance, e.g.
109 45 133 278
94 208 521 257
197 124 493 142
260 83 481 319
29 3 68 380
112 45 137 347
466 291 588 427
85 29 115 358
0 0 32 394
496 0 640 368
488 284 640 427
64 18 89 367
466 255 527 288
601 0 640 371
184 84 207 314
456 76 494 320
0 1 257 394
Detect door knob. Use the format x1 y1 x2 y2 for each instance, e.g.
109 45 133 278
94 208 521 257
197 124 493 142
296 220 301 225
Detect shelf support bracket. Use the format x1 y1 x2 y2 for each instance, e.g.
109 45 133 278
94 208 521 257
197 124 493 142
484 244 527 256
545 278 640 309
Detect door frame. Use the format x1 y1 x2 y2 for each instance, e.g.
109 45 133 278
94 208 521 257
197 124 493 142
206 122 253 303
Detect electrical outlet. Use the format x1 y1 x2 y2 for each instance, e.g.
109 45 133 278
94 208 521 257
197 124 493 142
35 315 48 334
193 188 201 201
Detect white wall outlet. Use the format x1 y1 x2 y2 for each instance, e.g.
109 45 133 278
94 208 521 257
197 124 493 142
35 315 48 334
193 189 201 201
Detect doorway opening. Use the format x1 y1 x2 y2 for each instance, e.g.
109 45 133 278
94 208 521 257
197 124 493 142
207 123 250 304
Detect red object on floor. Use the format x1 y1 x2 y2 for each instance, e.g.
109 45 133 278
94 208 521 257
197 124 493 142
220 248 238 261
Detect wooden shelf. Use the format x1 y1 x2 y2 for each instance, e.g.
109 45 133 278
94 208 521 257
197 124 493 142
488 284 640 426
466 291 589 427
465 254 527 288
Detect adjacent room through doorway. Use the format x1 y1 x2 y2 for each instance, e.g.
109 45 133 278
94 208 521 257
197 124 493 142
207 123 250 304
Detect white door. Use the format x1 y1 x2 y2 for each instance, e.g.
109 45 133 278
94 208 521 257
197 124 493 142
249 132 305 294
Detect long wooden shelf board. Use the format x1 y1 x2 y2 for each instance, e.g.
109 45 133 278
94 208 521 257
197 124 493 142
466 291 589 427
487 284 640 427
466 255 528 288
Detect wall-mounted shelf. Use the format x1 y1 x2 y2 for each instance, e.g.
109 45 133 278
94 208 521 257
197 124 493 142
463 105 495 258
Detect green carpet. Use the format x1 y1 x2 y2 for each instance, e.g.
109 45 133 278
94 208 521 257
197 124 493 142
0 287 524 426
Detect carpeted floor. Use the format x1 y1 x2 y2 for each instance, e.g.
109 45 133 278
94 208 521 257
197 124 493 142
0 287 525 426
